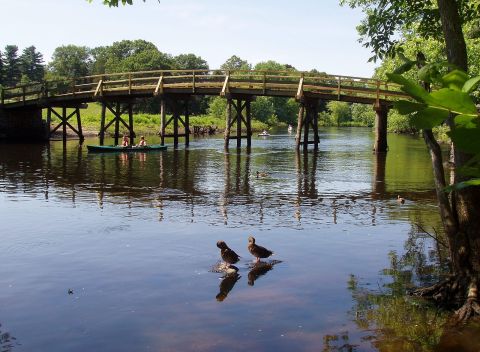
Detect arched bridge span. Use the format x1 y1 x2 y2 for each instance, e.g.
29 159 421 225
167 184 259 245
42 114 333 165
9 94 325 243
0 69 407 150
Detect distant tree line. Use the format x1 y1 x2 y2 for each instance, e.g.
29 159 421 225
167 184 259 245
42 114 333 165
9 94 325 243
0 40 375 127
0 45 44 87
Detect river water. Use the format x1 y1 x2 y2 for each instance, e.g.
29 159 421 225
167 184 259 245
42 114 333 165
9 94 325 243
0 128 477 351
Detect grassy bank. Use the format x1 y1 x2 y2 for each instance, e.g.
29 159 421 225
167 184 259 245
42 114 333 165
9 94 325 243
45 102 269 136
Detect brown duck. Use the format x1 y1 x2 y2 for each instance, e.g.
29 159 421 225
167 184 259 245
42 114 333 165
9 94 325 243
248 236 274 262
216 241 240 267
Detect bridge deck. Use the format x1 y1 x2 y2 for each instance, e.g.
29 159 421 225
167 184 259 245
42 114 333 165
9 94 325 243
1 69 407 108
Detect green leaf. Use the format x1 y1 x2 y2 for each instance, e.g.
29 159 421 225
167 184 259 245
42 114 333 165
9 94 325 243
455 114 480 129
448 127 480 153
429 89 478 114
387 73 435 104
445 179 480 192
393 61 415 75
440 70 469 91
393 100 427 114
413 107 449 129
462 76 480 93
418 65 442 85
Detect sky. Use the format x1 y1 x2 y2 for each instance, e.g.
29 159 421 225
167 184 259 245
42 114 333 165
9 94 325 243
0 0 378 77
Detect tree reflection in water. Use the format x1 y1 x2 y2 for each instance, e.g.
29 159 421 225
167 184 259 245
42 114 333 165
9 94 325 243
347 223 480 352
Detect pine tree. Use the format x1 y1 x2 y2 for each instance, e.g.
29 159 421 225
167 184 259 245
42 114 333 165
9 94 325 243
0 50 4 86
19 46 45 83
4 45 21 87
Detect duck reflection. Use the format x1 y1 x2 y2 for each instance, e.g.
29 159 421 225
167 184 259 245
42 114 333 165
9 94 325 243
247 260 282 286
216 270 241 302
0 323 17 352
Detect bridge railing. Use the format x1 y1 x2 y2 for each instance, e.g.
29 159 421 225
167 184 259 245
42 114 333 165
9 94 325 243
0 69 407 106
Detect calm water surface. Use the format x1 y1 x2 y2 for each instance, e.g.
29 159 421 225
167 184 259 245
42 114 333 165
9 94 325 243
0 128 476 351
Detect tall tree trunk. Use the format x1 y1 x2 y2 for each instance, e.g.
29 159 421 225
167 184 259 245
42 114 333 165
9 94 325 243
436 0 480 277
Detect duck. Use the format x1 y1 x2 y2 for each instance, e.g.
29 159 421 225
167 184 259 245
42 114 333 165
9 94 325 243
248 236 274 262
216 241 240 267
256 171 269 178
397 195 405 204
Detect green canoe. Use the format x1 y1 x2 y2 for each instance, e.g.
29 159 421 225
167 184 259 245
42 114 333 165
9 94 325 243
87 144 168 153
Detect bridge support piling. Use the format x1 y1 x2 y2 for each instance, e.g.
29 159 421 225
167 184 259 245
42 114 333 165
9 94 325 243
373 104 389 153
224 96 252 150
98 101 135 146
296 99 319 151
48 105 84 143
159 96 190 148
224 99 232 149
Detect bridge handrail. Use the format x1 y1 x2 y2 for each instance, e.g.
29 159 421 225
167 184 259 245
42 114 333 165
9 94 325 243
0 69 406 106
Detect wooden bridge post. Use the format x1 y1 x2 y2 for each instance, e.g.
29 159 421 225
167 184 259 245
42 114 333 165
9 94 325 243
246 100 252 148
128 103 134 145
99 103 106 145
296 99 319 150
172 99 179 148
158 96 190 148
114 102 120 146
224 97 252 150
295 104 304 150
62 107 67 144
160 98 166 146
373 104 389 153
184 99 190 147
76 107 84 143
236 99 242 149
46 108 52 139
224 99 232 149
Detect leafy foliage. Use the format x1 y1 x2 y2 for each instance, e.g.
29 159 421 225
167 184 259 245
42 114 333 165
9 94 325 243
340 0 480 62
388 68 480 190
48 45 91 79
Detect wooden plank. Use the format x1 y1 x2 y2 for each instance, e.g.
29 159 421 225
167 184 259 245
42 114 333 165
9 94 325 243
154 75 164 96
94 80 103 96
296 76 304 101
220 73 230 96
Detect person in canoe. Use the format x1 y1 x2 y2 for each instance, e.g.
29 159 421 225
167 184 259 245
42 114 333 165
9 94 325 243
122 135 129 147
137 136 147 147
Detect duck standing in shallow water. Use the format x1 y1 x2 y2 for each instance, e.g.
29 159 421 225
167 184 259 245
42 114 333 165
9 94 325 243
248 236 274 262
216 241 240 267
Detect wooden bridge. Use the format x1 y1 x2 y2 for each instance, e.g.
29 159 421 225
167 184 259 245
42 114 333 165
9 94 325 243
0 69 407 151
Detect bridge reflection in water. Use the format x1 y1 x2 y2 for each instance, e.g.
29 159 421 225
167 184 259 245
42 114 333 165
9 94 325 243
0 136 437 228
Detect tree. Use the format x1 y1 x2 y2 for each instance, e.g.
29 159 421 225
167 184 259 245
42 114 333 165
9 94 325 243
173 53 209 70
344 0 480 322
48 45 91 78
19 46 45 83
251 96 275 123
351 103 375 127
0 50 4 86
326 101 351 126
3 45 21 87
220 55 251 71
